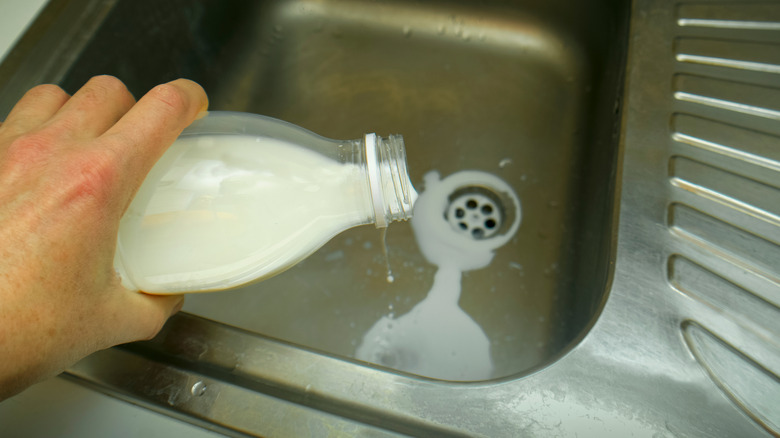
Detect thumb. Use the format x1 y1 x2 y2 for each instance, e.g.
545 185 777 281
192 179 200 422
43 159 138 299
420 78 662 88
102 288 184 346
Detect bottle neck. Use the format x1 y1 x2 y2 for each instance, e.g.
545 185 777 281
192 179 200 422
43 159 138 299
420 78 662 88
363 133 417 228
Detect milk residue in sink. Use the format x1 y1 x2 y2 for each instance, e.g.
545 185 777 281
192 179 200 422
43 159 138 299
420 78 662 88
356 170 521 381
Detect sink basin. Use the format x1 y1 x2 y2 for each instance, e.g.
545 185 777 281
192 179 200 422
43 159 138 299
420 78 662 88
1 0 626 380
172 0 626 379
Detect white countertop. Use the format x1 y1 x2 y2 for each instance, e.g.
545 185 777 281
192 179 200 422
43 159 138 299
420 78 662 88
0 1 227 436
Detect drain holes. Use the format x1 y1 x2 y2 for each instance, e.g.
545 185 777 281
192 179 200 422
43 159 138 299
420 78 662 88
445 188 505 240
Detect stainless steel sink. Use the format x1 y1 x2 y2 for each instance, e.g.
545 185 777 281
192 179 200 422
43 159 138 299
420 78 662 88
2 0 625 379
171 0 623 380
3 0 779 436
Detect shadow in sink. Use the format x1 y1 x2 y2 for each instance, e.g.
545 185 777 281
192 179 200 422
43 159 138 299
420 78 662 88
57 0 627 380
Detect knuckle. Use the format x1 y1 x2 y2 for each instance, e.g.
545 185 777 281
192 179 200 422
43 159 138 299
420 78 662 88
2 135 123 209
25 83 68 102
3 131 56 169
78 76 130 107
86 75 124 93
148 83 190 114
62 148 122 204
88 74 124 90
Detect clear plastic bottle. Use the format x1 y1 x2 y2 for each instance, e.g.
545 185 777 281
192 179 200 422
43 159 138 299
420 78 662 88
114 111 417 294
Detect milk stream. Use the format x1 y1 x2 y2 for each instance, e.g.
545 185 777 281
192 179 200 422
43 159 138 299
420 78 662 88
116 135 372 292
356 170 520 381
380 228 395 283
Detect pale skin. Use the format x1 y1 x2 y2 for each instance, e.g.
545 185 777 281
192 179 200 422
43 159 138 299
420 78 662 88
0 75 209 400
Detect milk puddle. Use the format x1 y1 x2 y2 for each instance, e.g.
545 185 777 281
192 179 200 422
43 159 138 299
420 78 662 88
356 170 521 381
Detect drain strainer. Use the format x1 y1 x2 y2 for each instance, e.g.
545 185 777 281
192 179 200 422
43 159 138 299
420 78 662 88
411 170 521 269
445 187 504 239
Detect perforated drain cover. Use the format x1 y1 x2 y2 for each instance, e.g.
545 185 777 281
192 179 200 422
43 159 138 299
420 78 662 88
445 188 504 239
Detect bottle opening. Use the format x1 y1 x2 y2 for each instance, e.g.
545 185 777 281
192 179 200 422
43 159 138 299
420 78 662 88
364 133 417 228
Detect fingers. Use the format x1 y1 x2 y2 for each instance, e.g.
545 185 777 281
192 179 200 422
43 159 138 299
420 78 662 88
101 79 208 194
0 84 70 138
46 75 136 141
0 76 135 148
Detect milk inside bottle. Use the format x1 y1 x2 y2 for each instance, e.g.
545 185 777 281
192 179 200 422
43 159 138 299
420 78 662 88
114 111 416 294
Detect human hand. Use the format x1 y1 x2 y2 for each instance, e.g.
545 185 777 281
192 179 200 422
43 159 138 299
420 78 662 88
0 75 208 400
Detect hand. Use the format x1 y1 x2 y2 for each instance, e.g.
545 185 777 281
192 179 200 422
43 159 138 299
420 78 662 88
0 75 208 400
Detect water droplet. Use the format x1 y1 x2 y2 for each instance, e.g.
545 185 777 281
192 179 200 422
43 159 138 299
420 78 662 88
191 381 207 397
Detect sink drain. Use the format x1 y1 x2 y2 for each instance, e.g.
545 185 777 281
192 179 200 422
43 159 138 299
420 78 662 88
412 170 521 269
445 187 504 239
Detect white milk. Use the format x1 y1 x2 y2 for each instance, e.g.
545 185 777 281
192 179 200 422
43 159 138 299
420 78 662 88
355 265 493 380
116 135 372 293
356 170 522 381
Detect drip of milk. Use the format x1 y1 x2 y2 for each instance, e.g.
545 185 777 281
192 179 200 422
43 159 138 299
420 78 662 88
356 170 521 381
116 135 372 293
380 228 395 283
